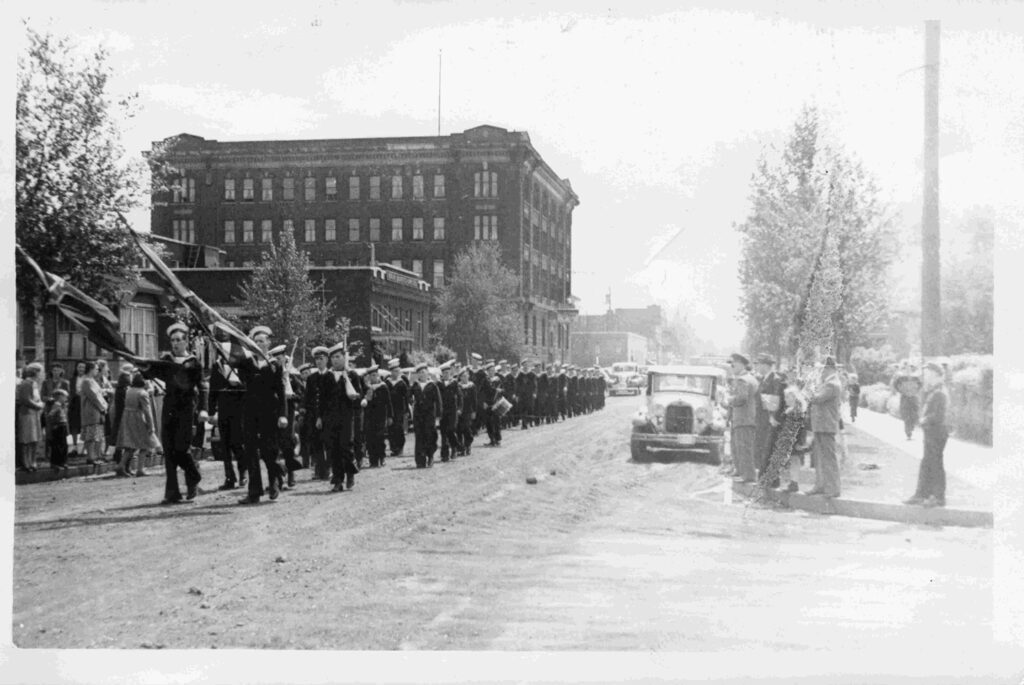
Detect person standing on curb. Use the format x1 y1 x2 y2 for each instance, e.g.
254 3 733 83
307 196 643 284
847 372 861 423
753 353 786 485
806 357 843 498
726 353 758 483
894 365 922 440
903 362 950 508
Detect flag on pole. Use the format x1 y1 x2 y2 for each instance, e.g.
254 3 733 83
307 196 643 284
116 212 268 363
16 245 138 360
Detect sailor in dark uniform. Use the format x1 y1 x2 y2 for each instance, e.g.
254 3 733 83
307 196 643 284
471 355 488 435
208 338 246 491
304 346 331 480
456 366 477 456
228 324 288 505
135 322 209 504
411 363 442 468
438 360 462 462
350 355 368 471
481 361 503 447
322 342 361 492
595 366 607 410
271 344 304 489
384 358 409 457
515 361 534 430
360 364 392 468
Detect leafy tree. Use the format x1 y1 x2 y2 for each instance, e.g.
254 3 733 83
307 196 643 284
736 106 897 364
235 230 348 352
16 26 145 360
434 242 521 362
941 212 993 354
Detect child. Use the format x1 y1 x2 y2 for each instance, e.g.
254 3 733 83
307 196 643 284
47 389 70 472
761 382 808 492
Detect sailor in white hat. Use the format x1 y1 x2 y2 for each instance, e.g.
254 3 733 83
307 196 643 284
384 358 410 458
303 345 332 480
411 362 442 468
361 364 392 468
322 341 362 492
438 359 462 462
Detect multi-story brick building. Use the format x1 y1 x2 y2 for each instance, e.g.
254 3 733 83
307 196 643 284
148 124 580 362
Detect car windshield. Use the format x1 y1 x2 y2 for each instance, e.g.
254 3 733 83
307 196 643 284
612 363 638 374
651 374 714 395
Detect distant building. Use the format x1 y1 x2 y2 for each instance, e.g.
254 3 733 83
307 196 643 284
574 305 667 363
571 331 649 367
147 124 580 362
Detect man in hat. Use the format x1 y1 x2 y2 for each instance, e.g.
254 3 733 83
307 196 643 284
322 342 362 491
516 361 536 430
411 362 443 467
385 358 410 457
437 359 462 462
472 358 490 435
806 357 843 498
360 365 392 468
226 325 289 504
456 366 477 456
893 363 922 440
481 361 503 447
271 344 305 489
208 332 247 491
304 346 331 480
135 322 209 504
754 353 786 485
726 353 758 483
904 362 950 507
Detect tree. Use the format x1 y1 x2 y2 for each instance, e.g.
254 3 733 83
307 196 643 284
434 242 522 361
235 231 348 351
16 26 145 360
736 106 897 364
941 212 993 354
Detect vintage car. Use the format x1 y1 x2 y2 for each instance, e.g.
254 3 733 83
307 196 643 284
630 365 728 464
607 361 646 396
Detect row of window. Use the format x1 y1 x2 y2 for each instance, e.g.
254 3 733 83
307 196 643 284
221 215 499 244
222 258 446 289
523 313 569 349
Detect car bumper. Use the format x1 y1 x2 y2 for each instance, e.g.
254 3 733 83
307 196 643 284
630 431 724 448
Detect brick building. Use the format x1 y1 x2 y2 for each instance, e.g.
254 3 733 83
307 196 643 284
148 124 580 362
574 305 667 363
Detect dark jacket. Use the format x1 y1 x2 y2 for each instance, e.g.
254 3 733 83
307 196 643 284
412 379 442 421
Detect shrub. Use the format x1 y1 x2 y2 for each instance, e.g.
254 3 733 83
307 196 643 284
849 345 898 386
862 383 894 413
947 355 992 445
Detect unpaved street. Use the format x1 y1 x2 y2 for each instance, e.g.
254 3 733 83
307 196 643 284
13 397 992 656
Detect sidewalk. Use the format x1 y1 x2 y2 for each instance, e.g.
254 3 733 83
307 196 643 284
733 408 993 528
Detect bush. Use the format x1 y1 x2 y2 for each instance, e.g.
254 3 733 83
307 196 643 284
849 345 898 386
947 354 992 445
862 383 893 413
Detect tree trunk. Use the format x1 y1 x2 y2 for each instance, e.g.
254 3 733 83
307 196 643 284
33 292 47 365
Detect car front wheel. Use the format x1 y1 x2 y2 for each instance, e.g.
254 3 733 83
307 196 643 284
707 443 722 466
630 436 649 462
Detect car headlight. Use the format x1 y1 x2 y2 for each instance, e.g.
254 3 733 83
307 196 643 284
695 406 710 423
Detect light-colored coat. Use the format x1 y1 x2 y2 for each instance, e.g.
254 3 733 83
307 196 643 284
809 372 842 433
117 387 161 450
16 379 44 444
80 377 108 427
727 372 758 427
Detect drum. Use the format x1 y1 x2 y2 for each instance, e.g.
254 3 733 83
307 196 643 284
493 397 513 417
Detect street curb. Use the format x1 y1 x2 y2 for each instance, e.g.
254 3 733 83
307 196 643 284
732 482 993 528
16 456 168 485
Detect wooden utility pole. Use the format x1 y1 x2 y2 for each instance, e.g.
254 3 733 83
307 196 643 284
922 20 942 357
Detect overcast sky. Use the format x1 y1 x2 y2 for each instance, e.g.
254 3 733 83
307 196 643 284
11 0 1024 351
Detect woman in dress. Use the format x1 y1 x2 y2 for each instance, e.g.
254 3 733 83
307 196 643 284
16 362 46 472
96 359 116 458
79 362 109 465
68 360 87 457
116 373 161 477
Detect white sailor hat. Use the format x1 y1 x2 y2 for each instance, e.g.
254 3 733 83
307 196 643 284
485 359 495 366
353 366 370 377
401 367 415 375
387 358 401 370
415 362 428 372
167 322 189 337
269 344 287 356
457 366 470 377
248 325 272 339
439 359 455 371
311 346 329 357
297 362 312 372
484 361 495 370
365 364 380 375
470 352 483 362
497 359 507 366
328 342 346 356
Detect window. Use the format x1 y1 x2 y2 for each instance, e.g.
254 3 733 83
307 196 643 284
261 219 273 243
304 219 316 242
432 217 445 240
411 259 423 276
391 218 403 241
223 221 236 243
391 175 403 199
474 171 498 198
119 304 158 359
413 175 424 199
172 219 195 243
473 215 498 240
369 176 381 200
324 259 335 267
242 260 255 267
412 217 423 240
391 259 403 269
283 177 295 200
349 176 360 200
224 178 236 201
432 260 445 289
283 219 294 236
261 178 273 201
243 178 254 201
433 174 445 198
369 218 381 242
326 176 337 201
348 218 360 242
242 220 254 243
325 219 336 241
304 177 316 201
172 177 195 203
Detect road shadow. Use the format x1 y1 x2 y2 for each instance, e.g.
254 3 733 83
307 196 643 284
15 503 236 532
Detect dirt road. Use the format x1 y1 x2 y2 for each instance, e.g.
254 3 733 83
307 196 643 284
13 396 993 661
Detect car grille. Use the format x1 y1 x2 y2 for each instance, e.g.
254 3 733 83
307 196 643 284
664 404 693 434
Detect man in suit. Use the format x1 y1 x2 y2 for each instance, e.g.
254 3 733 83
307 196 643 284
321 342 362 492
384 358 409 457
411 362 442 467
438 360 462 462
136 322 209 505
726 353 758 483
807 357 843 498
904 362 951 507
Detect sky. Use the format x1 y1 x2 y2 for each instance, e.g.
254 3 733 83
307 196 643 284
8 0 1024 352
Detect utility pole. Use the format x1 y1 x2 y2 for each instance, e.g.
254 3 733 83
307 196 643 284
437 50 442 137
921 20 942 357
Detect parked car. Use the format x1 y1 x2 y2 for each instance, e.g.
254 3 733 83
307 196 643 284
608 361 645 396
630 365 728 464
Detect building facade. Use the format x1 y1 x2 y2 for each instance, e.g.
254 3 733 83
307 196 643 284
149 124 579 362
575 305 667 363
571 331 649 367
